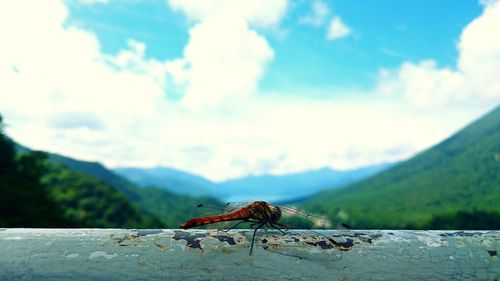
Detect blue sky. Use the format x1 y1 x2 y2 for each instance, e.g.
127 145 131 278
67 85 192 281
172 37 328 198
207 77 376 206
66 0 482 92
1 0 499 180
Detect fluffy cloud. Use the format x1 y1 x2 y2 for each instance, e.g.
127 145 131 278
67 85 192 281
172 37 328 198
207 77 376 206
299 0 330 27
78 0 112 4
165 0 286 110
300 2 351 41
167 0 287 27
0 1 168 157
0 0 289 180
178 17 273 109
326 16 351 40
0 1 498 181
376 1 500 109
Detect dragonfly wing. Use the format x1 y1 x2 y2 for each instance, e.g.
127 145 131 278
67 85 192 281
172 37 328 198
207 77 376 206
274 204 346 229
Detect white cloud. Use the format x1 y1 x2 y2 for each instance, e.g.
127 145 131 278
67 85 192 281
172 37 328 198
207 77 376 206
167 0 287 28
179 17 274 110
0 1 168 156
77 0 112 4
479 0 499 7
299 0 330 27
326 16 351 40
165 0 286 110
0 0 499 182
376 1 500 109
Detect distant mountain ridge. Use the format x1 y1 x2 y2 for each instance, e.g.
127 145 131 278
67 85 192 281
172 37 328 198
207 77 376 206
114 163 392 202
302 105 500 229
114 166 218 197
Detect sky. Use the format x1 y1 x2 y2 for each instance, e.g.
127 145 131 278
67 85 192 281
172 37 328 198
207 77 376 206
1 0 499 181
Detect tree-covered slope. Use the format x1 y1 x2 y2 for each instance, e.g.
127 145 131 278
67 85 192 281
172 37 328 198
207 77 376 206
4 113 220 228
303 106 500 229
42 162 163 228
1 126 69 227
45 152 221 228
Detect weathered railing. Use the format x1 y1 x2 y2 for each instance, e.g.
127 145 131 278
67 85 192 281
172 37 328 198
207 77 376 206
1 229 499 280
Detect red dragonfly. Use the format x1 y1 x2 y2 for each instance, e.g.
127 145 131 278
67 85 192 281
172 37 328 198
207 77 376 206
180 201 348 255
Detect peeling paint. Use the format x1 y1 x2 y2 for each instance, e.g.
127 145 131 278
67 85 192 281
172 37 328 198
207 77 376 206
172 230 206 250
214 234 237 245
417 234 448 247
136 230 163 236
305 240 335 250
153 237 172 251
89 251 118 260
4 236 22 240
328 238 355 251
65 253 79 259
439 231 486 237
111 232 146 247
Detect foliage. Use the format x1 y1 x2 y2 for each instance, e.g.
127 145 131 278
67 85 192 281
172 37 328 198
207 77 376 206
428 210 500 230
46 152 223 227
1 113 163 228
42 163 163 228
0 114 68 227
302 106 500 230
133 186 221 228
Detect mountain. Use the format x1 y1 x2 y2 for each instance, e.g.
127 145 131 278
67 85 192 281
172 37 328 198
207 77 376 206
13 142 221 228
42 162 163 228
115 164 391 202
114 166 217 196
302 106 500 229
217 165 391 202
4 123 160 227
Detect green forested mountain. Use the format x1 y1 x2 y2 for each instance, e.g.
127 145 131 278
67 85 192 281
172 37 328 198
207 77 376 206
42 162 163 228
0 120 69 227
303 106 500 229
1 115 163 227
2 113 220 228
43 152 221 227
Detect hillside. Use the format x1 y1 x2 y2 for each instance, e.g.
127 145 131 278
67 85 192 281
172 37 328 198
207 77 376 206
13 140 221 228
302 106 500 229
1 121 68 227
115 164 391 202
45 153 221 228
42 162 163 228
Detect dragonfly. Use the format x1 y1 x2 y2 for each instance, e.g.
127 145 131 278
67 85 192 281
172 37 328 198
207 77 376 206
180 201 348 255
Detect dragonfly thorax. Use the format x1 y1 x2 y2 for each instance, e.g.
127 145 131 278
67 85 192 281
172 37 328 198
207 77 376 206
248 201 282 223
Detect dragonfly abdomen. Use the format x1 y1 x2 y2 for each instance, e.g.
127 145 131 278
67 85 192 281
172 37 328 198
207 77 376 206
180 209 251 229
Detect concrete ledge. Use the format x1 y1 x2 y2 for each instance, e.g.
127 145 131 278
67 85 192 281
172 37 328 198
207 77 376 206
0 229 499 280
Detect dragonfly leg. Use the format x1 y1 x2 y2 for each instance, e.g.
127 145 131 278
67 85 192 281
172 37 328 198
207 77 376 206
273 222 290 230
269 223 286 235
222 220 246 232
249 221 261 228
249 222 265 256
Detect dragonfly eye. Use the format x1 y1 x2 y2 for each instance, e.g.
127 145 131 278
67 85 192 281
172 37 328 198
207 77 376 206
271 207 282 221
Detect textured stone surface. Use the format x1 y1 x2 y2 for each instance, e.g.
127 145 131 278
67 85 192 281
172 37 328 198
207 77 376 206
0 229 499 280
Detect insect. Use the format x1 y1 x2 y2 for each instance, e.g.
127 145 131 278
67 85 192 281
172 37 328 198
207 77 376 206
180 201 347 255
